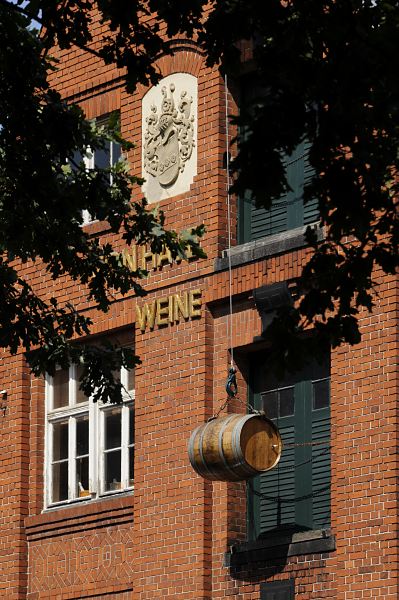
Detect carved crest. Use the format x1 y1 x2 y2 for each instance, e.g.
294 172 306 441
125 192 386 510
143 83 195 187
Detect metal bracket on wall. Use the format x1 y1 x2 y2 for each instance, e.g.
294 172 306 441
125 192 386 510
253 282 294 336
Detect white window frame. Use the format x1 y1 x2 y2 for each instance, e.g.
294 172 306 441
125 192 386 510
67 148 95 226
81 146 95 225
80 138 121 225
75 113 121 225
98 400 134 496
44 364 134 509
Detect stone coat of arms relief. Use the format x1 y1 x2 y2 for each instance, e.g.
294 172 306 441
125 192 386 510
141 73 197 202
143 83 195 187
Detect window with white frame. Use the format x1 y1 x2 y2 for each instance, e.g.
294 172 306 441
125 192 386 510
45 361 135 507
71 113 122 225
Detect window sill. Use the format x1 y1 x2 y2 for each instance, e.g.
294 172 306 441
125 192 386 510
224 528 335 567
25 493 133 541
82 218 111 237
214 223 323 272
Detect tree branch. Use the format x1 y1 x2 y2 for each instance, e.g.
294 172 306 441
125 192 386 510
0 0 102 60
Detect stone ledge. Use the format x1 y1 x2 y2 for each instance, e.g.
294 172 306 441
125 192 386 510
214 224 323 272
224 528 335 567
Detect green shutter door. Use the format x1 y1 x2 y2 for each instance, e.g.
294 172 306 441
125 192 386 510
250 382 313 537
258 415 296 533
248 373 330 539
311 381 331 529
294 381 313 530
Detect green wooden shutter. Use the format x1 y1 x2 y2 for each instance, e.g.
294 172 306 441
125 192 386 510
302 141 319 226
251 197 288 240
238 140 318 244
286 140 318 228
248 366 330 539
311 383 331 529
294 381 313 530
251 383 313 536
258 417 296 533
238 190 253 245
285 142 307 230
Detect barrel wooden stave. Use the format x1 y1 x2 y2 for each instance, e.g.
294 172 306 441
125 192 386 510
188 413 282 482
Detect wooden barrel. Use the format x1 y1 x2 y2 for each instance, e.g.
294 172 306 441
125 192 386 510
188 413 282 481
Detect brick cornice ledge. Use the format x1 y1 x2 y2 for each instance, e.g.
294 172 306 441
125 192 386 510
25 494 133 541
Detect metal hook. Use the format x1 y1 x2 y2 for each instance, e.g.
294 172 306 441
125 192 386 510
225 367 238 398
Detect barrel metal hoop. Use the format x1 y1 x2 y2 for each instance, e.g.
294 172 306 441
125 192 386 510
217 415 243 480
198 420 219 480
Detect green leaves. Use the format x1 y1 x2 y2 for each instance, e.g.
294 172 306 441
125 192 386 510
201 0 399 357
0 0 207 401
1 0 398 389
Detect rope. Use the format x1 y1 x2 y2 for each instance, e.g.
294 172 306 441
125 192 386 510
273 444 330 471
284 151 307 167
248 444 331 503
210 74 239 421
224 74 234 369
248 479 330 503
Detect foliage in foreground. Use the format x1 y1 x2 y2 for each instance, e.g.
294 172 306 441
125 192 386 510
0 1 204 401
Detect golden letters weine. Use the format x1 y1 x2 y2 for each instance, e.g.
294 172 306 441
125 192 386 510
136 289 202 332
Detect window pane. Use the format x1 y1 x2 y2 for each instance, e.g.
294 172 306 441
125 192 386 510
76 456 89 497
53 421 68 460
52 461 68 502
70 150 83 172
111 141 121 165
53 370 69 409
280 387 295 417
129 406 135 446
104 450 121 491
76 416 89 456
261 390 278 420
313 379 330 410
129 446 134 487
76 365 89 404
95 141 111 170
127 368 135 393
112 369 121 384
105 409 121 449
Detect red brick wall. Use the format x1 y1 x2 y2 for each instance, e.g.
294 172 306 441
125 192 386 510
0 11 398 600
0 354 30 599
25 496 135 599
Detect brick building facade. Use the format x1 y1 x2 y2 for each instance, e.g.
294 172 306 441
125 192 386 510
1 14 398 600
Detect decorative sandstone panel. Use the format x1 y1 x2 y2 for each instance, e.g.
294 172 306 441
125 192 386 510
142 73 197 203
